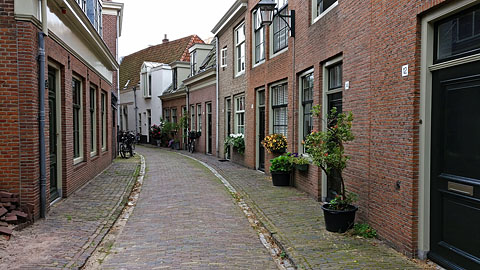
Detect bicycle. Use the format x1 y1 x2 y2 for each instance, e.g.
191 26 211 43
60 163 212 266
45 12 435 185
119 131 135 158
187 131 196 153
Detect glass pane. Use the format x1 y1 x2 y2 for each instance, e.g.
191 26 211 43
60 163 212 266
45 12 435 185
328 63 342 90
436 5 480 61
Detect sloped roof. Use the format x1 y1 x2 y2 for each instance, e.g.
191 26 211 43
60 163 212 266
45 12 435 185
120 35 204 91
199 39 216 71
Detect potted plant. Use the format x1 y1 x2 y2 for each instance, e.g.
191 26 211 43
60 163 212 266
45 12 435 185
262 133 287 154
150 124 162 146
224 133 245 154
304 105 357 233
269 155 293 186
288 153 310 171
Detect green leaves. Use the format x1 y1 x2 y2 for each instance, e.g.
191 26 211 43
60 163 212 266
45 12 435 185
225 133 245 154
270 155 293 173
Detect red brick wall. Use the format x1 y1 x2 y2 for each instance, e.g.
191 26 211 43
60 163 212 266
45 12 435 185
0 6 117 218
161 95 187 149
217 12 248 167
188 82 216 155
241 0 454 257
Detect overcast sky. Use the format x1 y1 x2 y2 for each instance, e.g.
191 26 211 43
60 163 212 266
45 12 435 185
118 0 236 57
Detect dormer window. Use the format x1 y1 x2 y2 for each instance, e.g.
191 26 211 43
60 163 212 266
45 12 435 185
191 51 197 76
142 72 151 98
172 68 178 90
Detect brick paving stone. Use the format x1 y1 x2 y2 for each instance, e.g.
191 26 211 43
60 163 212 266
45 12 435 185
182 149 423 270
0 156 140 270
100 146 277 270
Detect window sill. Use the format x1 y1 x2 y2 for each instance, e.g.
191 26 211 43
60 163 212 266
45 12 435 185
90 151 98 158
271 47 288 60
253 60 265 69
312 1 338 25
235 71 245 78
73 157 84 166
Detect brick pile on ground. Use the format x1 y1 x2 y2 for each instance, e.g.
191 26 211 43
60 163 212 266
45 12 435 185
0 191 32 239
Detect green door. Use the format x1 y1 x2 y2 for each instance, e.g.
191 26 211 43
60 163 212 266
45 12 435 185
429 61 480 270
48 67 59 201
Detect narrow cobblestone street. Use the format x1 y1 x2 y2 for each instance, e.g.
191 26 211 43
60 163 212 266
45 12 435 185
99 146 278 269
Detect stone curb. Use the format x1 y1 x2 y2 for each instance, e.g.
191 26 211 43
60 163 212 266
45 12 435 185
179 152 296 270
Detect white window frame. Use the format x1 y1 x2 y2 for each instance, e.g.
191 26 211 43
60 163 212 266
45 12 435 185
270 3 289 58
269 81 288 138
90 85 97 157
312 0 338 24
101 91 107 152
220 47 227 68
197 104 202 132
234 95 245 134
191 51 197 76
72 76 84 165
190 105 195 130
234 22 246 76
298 69 314 153
142 72 150 98
252 9 266 67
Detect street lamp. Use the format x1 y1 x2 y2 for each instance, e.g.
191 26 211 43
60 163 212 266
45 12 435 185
255 0 295 37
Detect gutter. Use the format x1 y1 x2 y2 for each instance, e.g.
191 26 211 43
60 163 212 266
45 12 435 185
215 36 219 157
39 0 48 219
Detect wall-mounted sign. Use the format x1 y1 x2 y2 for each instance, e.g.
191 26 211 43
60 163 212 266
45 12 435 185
402 65 408 77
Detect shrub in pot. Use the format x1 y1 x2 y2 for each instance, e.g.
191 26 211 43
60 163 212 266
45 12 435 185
269 155 293 186
224 133 245 154
287 153 310 171
304 105 357 233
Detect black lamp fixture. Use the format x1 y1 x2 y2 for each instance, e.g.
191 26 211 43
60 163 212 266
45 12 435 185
255 0 295 37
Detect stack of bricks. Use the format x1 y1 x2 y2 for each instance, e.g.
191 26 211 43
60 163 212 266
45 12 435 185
0 191 31 239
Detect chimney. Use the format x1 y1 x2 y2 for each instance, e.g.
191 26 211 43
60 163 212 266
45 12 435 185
162 34 169 43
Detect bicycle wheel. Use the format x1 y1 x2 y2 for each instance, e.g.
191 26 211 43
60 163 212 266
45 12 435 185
120 144 126 158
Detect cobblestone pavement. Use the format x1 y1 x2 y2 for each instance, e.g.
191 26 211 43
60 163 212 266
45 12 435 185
182 150 426 270
0 156 140 270
100 146 277 270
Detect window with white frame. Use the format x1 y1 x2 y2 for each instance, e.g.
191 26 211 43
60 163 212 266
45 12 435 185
190 105 195 130
272 0 289 54
312 0 338 21
94 0 102 35
142 72 150 98
300 72 313 152
190 51 197 76
253 9 265 64
326 62 343 121
197 104 202 132
138 113 142 134
172 108 177 124
165 108 170 122
73 77 83 162
234 95 245 134
90 86 97 156
272 83 288 137
101 91 107 151
172 68 178 90
234 23 246 75
220 47 227 67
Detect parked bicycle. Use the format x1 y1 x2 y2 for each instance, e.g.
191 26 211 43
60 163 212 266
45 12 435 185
119 130 136 158
187 130 201 153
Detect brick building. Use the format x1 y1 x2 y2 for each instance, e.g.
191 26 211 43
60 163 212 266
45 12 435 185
119 35 204 142
212 0 480 269
0 0 123 219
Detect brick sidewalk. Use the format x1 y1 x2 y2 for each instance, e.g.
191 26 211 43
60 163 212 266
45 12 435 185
181 149 425 270
0 156 140 270
100 146 277 270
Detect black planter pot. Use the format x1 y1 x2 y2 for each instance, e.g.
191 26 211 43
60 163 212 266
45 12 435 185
295 164 308 171
321 203 358 233
271 171 290 186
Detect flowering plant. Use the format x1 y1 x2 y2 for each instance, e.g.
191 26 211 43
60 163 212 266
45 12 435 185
224 133 245 154
304 105 355 210
150 124 163 140
287 152 310 165
262 134 287 153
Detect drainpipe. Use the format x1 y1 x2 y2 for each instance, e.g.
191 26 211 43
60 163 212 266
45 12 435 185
38 0 48 219
133 86 138 139
215 36 219 157
116 11 120 154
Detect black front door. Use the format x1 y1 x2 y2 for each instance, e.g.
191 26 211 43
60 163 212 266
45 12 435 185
429 61 480 270
48 67 59 201
207 103 212 154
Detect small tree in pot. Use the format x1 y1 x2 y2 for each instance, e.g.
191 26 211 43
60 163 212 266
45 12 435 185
269 155 293 186
304 105 356 233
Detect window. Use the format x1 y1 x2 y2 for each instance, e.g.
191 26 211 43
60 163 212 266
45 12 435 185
190 105 195 130
235 23 246 75
148 74 152 97
435 5 480 62
220 47 227 67
172 68 177 90
326 62 343 121
90 86 97 156
73 78 83 162
101 91 107 151
142 72 150 98
300 73 314 152
165 108 170 122
273 4 289 54
234 96 245 134
226 98 232 136
253 10 265 64
197 104 202 132
146 109 151 136
272 83 288 137
312 0 338 21
172 108 177 124
191 51 197 76
138 113 142 134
